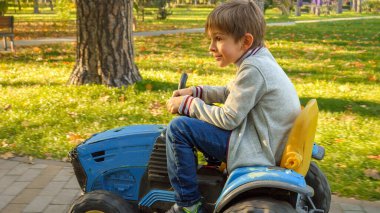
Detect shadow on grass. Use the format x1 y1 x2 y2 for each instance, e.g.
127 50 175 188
300 97 380 118
135 79 178 92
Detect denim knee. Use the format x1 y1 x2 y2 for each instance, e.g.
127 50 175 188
167 116 190 139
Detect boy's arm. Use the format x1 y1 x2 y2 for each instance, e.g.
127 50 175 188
179 65 266 130
191 85 230 104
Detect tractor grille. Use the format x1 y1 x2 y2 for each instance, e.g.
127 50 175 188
148 132 169 183
69 148 87 192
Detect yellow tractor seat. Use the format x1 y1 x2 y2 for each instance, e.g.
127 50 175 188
280 99 319 176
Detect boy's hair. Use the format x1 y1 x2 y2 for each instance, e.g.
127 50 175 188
205 0 266 49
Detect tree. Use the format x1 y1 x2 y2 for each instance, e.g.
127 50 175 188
68 0 142 87
33 0 39 14
295 0 302 16
337 0 343 13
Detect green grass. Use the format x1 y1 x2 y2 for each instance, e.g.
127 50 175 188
1 19 379 200
6 6 379 39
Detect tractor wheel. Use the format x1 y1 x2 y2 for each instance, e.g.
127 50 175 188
223 197 296 213
68 190 137 213
305 161 331 213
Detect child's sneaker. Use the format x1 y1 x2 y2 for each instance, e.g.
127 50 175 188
166 201 203 213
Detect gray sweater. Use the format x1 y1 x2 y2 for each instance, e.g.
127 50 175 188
179 47 300 173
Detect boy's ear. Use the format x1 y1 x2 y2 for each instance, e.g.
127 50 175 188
242 33 254 50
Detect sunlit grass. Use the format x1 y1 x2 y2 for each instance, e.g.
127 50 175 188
0 19 379 200
7 6 379 39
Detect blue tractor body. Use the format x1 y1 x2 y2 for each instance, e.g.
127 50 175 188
70 124 326 212
71 125 165 201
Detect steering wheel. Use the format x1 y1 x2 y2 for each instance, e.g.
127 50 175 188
178 73 188 90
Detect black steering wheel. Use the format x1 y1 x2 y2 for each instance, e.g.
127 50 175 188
178 73 188 90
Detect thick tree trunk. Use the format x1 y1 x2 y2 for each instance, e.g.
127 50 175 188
68 0 141 87
336 0 343 13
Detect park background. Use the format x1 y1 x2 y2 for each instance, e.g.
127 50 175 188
0 0 379 202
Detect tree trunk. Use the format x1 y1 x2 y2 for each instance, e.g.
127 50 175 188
356 0 361 13
68 0 142 87
33 0 39 13
337 0 343 13
295 0 302 16
352 0 357 11
49 0 54 11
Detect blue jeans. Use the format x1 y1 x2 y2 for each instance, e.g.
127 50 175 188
166 116 231 207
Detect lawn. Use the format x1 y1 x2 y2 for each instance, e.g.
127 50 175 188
0 19 379 200
6 5 379 39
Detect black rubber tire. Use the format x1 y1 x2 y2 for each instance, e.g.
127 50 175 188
223 197 296 213
68 190 137 213
305 161 331 213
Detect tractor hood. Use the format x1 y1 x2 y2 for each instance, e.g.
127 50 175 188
84 124 166 144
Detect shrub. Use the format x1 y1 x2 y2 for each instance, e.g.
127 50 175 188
362 0 380 13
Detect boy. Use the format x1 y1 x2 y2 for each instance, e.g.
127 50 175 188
165 0 300 212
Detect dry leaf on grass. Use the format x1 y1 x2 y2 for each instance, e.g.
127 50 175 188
364 169 380 180
67 132 85 145
149 101 163 116
3 104 12 111
367 155 380 160
99 95 110 102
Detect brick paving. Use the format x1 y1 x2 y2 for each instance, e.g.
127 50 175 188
1 157 379 213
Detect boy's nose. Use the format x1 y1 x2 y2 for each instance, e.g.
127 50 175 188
209 43 216 52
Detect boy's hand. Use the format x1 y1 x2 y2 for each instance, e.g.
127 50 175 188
167 96 184 114
172 88 193 97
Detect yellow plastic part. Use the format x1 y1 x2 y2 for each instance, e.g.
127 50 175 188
280 99 319 176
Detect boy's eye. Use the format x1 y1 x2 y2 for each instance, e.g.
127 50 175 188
215 36 222 41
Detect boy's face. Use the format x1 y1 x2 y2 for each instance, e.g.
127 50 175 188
208 30 246 67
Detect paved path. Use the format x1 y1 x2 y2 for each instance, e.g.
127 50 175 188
1 157 379 213
4 16 379 48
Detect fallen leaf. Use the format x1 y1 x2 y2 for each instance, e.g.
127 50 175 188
68 112 78 118
62 157 69 162
21 121 30 127
0 152 15 160
149 101 163 116
28 156 34 164
368 75 377 82
4 104 11 110
33 47 42 53
364 169 380 180
45 153 53 160
367 155 380 160
119 95 125 102
145 84 153 91
99 95 110 102
67 132 85 144
334 163 347 168
1 140 9 148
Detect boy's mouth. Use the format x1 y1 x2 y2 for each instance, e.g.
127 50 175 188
214 55 222 61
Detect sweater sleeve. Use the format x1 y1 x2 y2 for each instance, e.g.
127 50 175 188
184 65 267 130
191 85 230 104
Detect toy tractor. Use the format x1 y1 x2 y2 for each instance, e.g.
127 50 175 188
68 74 331 213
